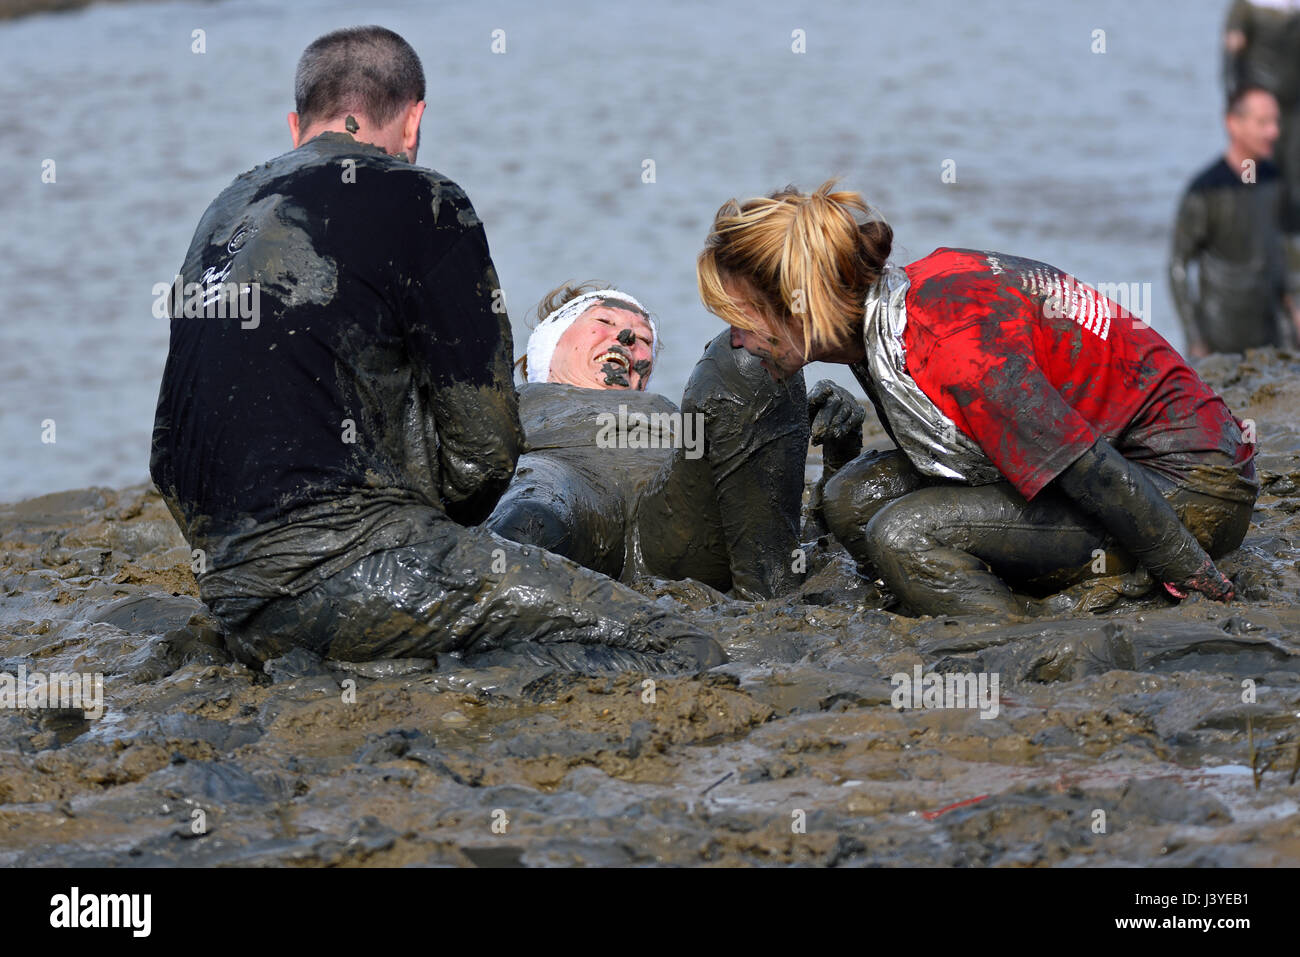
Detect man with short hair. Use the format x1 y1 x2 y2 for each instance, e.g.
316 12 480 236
1169 85 1296 355
150 26 721 673
1224 1 1300 227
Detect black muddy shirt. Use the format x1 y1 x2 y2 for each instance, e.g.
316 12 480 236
1168 156 1288 353
150 132 523 601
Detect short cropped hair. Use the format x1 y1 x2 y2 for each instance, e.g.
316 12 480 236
294 26 425 129
1227 84 1277 116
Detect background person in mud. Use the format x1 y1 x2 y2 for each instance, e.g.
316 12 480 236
487 282 865 599
1169 85 1297 355
149 26 723 674
1224 0 1300 286
697 181 1259 619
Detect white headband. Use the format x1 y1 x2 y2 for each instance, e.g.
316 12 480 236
525 289 659 387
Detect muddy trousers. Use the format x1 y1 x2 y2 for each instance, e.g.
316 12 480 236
823 450 1254 617
485 454 627 579
210 512 724 673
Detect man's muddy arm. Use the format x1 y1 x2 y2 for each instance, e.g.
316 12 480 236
407 229 524 524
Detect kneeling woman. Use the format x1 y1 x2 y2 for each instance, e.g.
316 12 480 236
485 282 862 599
696 181 1257 617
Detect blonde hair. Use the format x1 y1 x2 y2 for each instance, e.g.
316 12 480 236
514 280 653 380
696 179 893 358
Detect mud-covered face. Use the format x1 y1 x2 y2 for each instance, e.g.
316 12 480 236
722 279 806 381
1227 90 1280 161
547 304 654 390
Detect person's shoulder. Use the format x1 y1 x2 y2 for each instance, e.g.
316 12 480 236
347 156 482 233
933 247 991 265
403 165 482 229
901 249 996 333
523 381 672 408
1256 157 1281 182
905 247 995 288
1187 157 1239 192
209 138 388 206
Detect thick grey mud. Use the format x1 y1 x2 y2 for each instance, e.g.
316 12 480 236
2 350 1300 865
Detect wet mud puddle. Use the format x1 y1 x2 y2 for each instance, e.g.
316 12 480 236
1 350 1299 866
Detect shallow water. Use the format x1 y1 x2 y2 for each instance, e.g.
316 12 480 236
0 0 1232 501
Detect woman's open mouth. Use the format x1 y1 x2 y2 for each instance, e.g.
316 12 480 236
595 350 631 373
596 346 633 387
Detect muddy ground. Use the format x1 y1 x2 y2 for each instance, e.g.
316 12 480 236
2 350 1299 867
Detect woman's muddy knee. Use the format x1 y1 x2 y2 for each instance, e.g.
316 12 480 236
862 494 934 572
823 450 926 558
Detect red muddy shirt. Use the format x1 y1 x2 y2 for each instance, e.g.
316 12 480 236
899 248 1252 501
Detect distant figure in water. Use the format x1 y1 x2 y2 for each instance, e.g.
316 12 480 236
1169 85 1297 355
149 26 721 673
487 281 865 599
1224 0 1300 290
697 180 1258 619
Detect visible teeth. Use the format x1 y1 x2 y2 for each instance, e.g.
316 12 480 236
597 352 630 370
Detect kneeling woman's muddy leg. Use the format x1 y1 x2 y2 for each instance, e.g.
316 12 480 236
679 332 809 598
231 516 723 673
863 483 1111 617
821 449 927 564
859 435 1256 616
1165 485 1254 560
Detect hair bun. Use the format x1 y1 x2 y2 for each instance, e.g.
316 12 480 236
859 218 893 267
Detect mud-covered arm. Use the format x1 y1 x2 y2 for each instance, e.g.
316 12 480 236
1169 187 1210 355
1055 439 1233 600
405 227 524 524
807 379 865 474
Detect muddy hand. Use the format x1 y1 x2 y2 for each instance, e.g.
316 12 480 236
807 379 864 471
1164 557 1234 602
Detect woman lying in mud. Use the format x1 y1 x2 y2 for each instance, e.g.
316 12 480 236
485 282 865 599
696 181 1259 618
